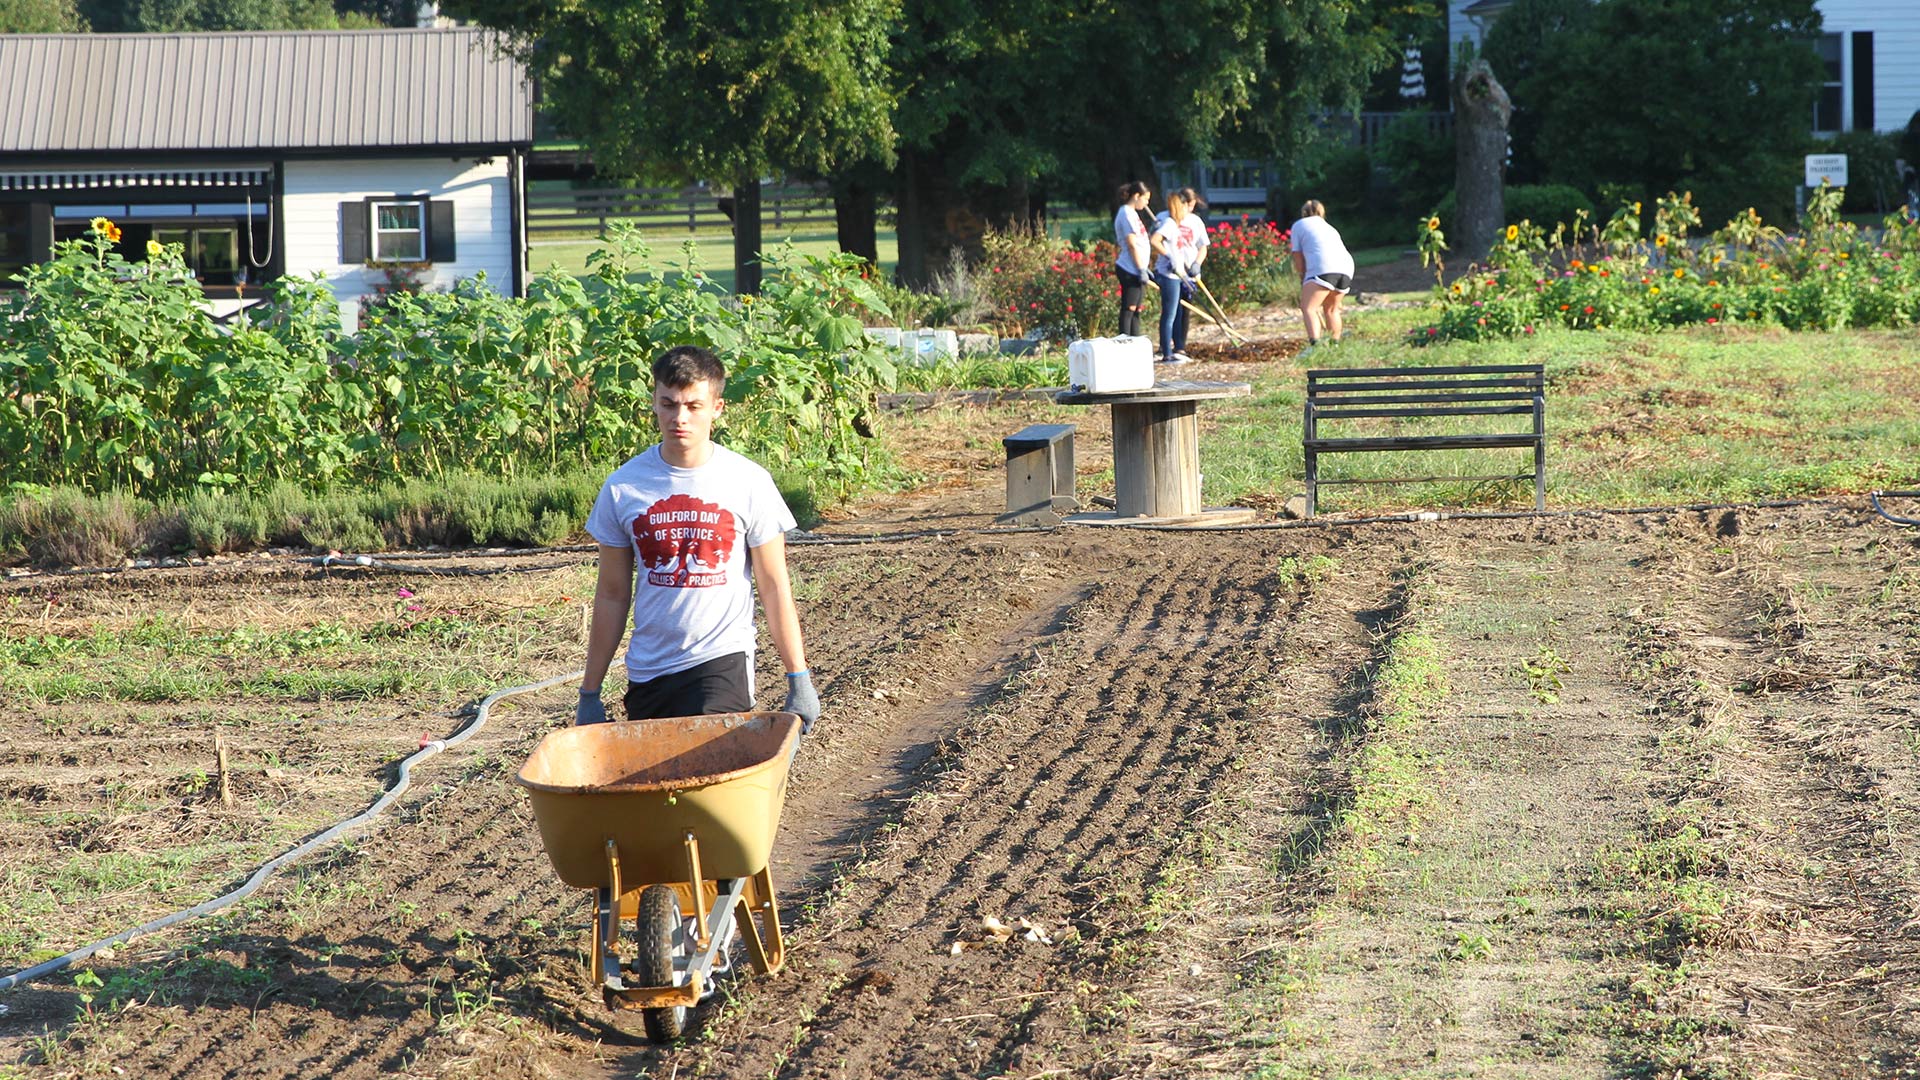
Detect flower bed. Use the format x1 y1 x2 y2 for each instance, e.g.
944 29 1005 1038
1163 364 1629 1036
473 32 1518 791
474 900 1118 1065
979 230 1123 341
978 216 1298 341
1198 216 1295 310
1413 188 1920 343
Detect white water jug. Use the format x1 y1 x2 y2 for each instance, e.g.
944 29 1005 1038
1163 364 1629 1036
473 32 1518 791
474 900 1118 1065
1067 335 1154 394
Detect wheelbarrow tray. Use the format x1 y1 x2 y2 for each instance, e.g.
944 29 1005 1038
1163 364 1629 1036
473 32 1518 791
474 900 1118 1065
517 711 799 889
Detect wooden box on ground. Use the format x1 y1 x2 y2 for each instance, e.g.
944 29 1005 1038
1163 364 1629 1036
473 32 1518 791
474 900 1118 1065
1001 423 1077 525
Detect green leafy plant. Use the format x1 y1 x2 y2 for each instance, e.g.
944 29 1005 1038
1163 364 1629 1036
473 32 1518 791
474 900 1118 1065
0 220 903 538
1517 645 1571 704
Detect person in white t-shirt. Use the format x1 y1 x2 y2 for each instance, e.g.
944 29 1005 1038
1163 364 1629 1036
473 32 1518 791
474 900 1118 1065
1148 188 1207 364
577 346 820 730
1289 199 1356 346
1111 181 1153 337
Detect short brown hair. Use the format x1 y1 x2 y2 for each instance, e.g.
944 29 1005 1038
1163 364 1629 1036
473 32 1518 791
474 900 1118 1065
652 345 726 393
1299 199 1326 219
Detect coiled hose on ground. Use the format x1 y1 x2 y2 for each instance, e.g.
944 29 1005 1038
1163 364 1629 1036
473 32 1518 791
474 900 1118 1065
0 670 583 993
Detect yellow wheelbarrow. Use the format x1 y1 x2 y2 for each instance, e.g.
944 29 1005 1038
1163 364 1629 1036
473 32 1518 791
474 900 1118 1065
517 711 800 1042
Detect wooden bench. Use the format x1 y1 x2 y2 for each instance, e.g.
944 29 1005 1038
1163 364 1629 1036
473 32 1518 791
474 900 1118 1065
1000 423 1077 525
1303 364 1546 517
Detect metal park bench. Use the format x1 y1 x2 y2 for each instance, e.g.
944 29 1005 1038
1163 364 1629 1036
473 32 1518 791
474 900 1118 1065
1302 364 1546 518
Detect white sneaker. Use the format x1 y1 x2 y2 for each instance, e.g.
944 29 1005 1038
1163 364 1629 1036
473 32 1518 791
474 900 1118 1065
1171 351 1194 364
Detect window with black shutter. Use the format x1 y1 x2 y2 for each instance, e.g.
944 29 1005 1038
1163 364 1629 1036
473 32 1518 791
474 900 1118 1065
341 197 457 264
1851 32 1874 133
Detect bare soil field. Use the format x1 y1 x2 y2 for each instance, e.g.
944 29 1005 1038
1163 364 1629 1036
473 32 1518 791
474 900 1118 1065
3 472 1918 1078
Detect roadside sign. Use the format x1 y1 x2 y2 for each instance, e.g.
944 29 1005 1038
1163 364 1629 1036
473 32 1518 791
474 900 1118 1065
1805 153 1848 187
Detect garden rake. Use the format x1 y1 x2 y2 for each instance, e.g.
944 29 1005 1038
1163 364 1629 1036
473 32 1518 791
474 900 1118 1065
1194 277 1247 342
1179 296 1251 345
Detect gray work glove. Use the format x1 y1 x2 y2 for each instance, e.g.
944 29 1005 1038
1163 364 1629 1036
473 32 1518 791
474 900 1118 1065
575 687 608 726
783 670 821 734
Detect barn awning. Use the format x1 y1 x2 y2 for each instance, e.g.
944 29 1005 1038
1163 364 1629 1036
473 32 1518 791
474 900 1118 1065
0 167 272 192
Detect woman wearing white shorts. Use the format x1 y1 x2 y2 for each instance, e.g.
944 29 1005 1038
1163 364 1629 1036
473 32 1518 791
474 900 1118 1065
1289 199 1354 346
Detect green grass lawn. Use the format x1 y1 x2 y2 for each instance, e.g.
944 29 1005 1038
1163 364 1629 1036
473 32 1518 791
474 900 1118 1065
1194 306 1920 514
528 214 1110 293
530 227 900 294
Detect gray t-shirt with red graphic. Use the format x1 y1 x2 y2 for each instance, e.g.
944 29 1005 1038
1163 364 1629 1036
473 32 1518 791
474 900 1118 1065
586 444 796 685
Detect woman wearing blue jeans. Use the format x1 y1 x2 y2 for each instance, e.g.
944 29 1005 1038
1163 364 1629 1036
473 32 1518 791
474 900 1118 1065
1148 188 1204 365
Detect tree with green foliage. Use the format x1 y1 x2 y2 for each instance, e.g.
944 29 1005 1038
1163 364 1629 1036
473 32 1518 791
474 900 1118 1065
882 0 1433 283
1480 0 1589 185
442 0 899 294
0 0 84 31
1504 0 1822 223
72 0 390 30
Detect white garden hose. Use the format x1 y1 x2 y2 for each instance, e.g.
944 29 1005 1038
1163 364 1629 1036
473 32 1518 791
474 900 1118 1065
0 670 583 993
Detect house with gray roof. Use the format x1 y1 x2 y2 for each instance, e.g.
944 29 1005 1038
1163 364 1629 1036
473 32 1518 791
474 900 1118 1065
0 28 533 326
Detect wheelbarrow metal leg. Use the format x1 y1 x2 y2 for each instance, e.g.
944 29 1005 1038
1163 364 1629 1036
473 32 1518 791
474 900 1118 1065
594 838 625 989
683 831 709 950
738 865 785 976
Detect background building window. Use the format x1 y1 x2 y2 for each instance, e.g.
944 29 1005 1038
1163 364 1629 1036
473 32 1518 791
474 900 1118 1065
372 201 425 260
0 203 30 284
1814 33 1843 132
153 226 245 284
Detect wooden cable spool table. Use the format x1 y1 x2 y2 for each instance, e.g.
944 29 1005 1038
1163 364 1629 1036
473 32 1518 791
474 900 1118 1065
1053 379 1253 522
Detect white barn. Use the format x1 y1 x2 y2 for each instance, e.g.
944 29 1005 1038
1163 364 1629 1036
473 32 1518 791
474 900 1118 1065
0 29 533 328
1447 0 1920 135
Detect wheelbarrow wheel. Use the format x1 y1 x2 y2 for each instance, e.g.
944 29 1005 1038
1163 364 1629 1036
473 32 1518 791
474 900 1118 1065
634 884 688 1043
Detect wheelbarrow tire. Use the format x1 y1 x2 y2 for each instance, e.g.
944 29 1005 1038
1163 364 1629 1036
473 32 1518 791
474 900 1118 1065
634 884 688 1043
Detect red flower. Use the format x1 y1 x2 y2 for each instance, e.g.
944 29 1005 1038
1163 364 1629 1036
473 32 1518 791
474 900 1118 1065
1583 305 1595 314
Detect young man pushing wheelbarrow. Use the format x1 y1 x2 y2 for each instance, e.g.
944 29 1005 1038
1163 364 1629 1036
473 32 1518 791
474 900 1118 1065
576 345 821 730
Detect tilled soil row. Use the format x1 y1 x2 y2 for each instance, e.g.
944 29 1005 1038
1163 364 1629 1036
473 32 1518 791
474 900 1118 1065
1 530 1194 1079
1046 541 1412 1077
637 532 1364 1080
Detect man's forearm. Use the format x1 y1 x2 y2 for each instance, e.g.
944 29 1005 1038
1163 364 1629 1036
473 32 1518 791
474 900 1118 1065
581 597 629 692
750 541 807 674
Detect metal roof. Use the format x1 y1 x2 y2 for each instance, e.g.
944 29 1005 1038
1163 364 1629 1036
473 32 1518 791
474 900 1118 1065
0 29 533 155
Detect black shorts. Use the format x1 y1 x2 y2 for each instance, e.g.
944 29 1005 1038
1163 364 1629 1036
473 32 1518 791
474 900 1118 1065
1307 272 1352 294
622 652 753 720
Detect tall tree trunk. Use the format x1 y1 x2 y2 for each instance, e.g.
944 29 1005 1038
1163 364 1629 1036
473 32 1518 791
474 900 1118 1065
893 144 1031 289
732 176 763 295
833 179 879 266
894 149 929 286
1453 58 1511 264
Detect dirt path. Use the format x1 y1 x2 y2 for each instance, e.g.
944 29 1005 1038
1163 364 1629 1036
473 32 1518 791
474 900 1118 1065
1622 508 1920 1076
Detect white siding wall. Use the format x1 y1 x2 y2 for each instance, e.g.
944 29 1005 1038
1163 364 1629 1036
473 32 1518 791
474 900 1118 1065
281 157 514 330
1448 0 1486 57
1816 0 1920 133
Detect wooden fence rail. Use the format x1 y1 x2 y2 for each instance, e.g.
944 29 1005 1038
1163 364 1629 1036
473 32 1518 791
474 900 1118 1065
525 182 839 236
